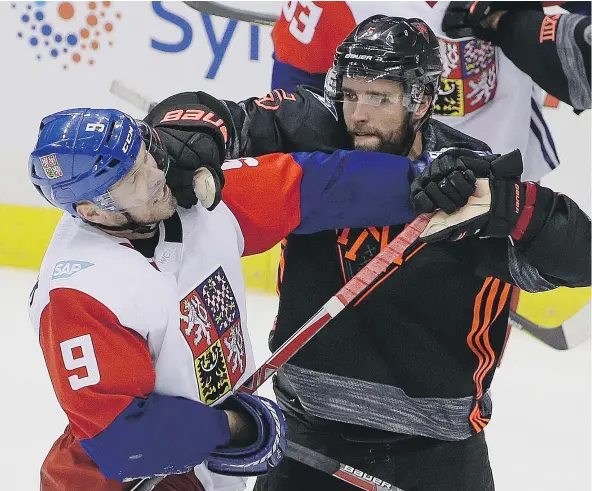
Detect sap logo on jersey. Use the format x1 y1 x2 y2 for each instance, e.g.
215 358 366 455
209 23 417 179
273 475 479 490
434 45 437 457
151 2 261 79
52 261 94 279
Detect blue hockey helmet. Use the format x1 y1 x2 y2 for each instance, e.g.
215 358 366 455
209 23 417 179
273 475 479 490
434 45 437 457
29 108 169 217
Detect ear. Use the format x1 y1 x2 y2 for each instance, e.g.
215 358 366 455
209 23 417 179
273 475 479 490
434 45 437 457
76 201 111 225
414 93 432 120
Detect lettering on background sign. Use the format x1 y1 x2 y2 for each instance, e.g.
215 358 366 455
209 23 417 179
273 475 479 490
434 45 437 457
282 1 323 44
151 1 260 79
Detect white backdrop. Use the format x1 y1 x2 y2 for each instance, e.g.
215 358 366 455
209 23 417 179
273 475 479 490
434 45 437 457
0 1 281 206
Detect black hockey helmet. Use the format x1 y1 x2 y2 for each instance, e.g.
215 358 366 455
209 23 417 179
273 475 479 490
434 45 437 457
325 15 443 155
326 15 442 111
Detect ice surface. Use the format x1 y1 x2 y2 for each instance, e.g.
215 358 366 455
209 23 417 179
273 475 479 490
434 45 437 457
0 267 589 490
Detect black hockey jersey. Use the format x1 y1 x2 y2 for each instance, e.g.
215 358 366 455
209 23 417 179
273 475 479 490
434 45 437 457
157 87 591 439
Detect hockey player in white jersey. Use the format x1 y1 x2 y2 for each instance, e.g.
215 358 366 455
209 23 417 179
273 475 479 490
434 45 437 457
28 108 429 491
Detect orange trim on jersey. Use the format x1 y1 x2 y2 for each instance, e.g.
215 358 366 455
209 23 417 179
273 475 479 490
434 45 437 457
467 278 511 432
380 226 389 252
544 94 561 108
276 238 288 296
540 14 561 43
344 229 369 261
39 288 155 440
337 228 351 245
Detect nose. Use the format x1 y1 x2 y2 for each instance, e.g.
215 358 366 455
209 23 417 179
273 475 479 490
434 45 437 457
350 102 371 124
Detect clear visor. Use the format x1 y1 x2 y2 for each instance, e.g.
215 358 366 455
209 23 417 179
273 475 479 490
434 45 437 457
340 88 405 107
138 120 170 176
94 141 168 212
325 66 423 111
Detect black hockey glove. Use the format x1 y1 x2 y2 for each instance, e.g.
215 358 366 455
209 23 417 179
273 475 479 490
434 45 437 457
442 1 543 41
416 149 555 244
410 148 485 214
144 95 228 210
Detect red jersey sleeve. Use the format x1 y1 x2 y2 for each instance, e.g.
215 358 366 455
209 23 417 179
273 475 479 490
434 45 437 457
272 1 357 73
39 288 155 440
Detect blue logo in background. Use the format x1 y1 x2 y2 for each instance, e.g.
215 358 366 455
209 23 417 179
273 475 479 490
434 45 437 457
151 1 261 79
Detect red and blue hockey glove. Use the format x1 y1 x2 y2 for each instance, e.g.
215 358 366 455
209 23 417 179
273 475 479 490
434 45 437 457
207 392 287 476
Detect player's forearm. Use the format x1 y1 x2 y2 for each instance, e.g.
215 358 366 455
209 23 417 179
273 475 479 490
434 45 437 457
79 394 231 482
491 11 591 110
222 150 418 256
512 190 591 288
233 86 347 157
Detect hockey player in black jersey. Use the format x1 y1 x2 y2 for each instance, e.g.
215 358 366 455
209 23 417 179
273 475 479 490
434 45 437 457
144 16 591 491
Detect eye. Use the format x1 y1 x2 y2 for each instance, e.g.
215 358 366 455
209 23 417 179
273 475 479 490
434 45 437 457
343 91 357 102
368 94 391 106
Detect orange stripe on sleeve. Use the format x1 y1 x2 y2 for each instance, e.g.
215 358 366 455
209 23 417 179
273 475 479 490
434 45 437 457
467 278 512 432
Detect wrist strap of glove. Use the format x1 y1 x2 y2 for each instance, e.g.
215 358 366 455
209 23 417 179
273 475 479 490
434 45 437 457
510 182 556 246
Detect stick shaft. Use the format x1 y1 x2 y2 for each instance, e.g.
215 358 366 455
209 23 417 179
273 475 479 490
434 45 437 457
239 214 431 394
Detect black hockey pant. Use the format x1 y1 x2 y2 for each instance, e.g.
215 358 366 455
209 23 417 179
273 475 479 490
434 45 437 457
254 377 495 491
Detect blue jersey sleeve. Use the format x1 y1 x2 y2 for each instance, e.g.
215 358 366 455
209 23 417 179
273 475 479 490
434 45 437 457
293 150 417 234
80 395 231 482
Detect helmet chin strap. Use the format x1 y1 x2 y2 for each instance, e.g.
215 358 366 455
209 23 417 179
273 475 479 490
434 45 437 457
82 212 159 235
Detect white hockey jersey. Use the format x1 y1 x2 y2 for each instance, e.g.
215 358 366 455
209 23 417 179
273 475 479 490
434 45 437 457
30 204 251 491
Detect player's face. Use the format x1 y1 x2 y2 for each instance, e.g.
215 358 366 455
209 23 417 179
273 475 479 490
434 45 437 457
110 142 176 224
342 77 411 155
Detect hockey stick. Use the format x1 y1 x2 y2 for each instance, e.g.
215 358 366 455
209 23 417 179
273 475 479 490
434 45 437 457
183 1 279 26
132 442 405 491
237 213 432 395
509 310 571 350
132 215 429 490
110 80 157 114
129 476 165 491
286 441 404 491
